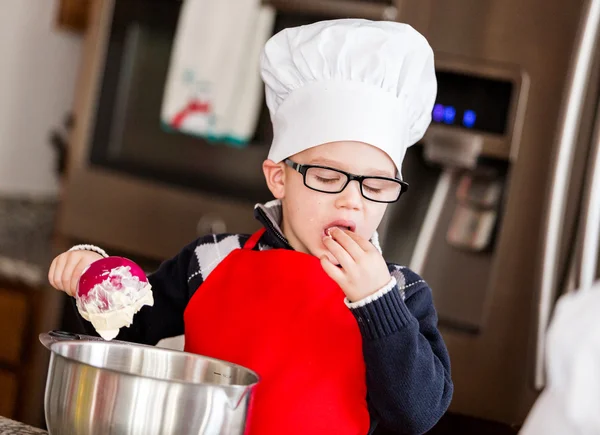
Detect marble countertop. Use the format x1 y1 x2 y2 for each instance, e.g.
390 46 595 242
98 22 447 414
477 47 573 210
0 416 47 434
0 196 58 287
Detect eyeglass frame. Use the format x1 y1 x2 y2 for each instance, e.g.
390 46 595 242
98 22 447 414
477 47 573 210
284 158 409 203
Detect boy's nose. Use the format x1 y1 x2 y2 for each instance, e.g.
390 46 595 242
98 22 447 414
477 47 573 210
335 180 363 210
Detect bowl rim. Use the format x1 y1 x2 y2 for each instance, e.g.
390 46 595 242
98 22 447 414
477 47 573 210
48 340 261 388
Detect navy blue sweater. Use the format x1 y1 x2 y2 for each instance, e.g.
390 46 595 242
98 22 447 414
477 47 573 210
74 201 453 434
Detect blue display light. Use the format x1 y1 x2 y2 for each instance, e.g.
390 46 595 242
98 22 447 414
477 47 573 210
432 104 444 123
443 106 456 124
463 110 477 128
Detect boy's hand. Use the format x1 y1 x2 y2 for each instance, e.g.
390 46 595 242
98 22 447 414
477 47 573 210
320 227 392 302
48 251 104 297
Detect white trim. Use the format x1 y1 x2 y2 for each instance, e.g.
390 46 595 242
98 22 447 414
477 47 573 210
370 230 383 254
69 244 109 258
344 276 397 309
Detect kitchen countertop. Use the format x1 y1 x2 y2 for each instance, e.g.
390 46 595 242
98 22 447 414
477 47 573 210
0 196 58 287
0 416 47 434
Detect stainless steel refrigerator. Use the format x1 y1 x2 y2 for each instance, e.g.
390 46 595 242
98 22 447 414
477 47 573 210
377 0 600 425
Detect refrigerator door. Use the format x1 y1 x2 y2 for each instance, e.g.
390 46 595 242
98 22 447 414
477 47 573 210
533 0 600 390
576 93 600 291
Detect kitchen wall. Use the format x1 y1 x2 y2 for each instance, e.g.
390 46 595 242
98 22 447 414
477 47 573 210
0 0 82 196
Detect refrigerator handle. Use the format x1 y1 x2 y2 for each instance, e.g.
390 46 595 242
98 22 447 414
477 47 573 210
577 97 600 291
533 0 600 390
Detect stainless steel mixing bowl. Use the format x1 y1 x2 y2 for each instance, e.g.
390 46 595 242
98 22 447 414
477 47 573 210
40 331 259 435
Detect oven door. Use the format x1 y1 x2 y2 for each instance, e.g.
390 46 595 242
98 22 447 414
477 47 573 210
89 0 271 202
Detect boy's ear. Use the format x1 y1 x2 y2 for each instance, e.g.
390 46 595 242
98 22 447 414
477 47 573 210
262 159 286 199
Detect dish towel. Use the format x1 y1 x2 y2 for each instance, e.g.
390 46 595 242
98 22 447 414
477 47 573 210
161 0 275 146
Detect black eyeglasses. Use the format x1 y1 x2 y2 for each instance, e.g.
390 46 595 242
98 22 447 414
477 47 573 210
284 159 408 203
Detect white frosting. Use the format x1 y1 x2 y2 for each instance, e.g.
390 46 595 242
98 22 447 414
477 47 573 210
79 287 154 340
77 265 154 341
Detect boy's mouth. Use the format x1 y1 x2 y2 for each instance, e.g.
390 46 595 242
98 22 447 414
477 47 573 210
323 220 356 237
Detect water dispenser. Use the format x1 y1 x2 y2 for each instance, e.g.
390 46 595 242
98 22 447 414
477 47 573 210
379 54 529 334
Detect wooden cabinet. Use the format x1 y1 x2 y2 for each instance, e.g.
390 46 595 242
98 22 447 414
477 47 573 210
0 289 29 367
0 279 65 428
0 287 30 420
0 370 18 419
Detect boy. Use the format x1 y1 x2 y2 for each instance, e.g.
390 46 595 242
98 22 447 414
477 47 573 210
49 19 453 435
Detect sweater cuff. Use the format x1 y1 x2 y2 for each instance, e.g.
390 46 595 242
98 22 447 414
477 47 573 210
348 281 414 340
344 276 397 309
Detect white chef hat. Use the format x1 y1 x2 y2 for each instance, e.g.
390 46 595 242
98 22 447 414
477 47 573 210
260 19 437 178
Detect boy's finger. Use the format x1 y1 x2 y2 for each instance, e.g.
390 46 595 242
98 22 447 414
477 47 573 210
328 228 363 260
343 230 375 252
48 258 57 288
320 256 345 284
323 236 355 270
53 255 67 291
69 259 88 297
62 257 79 293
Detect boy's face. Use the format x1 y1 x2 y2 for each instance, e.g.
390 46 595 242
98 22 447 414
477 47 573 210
263 141 396 263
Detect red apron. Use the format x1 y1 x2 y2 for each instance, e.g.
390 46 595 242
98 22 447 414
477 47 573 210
183 228 370 434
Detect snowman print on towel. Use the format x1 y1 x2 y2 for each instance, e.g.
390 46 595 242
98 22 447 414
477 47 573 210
170 69 216 133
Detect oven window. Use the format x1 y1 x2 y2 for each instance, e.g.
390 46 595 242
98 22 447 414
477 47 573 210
90 0 344 203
